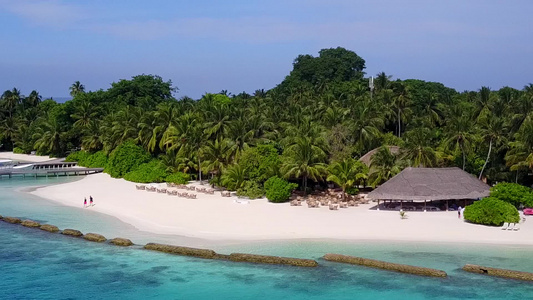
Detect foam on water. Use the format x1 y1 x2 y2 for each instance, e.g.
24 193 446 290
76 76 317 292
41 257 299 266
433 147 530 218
1 177 533 299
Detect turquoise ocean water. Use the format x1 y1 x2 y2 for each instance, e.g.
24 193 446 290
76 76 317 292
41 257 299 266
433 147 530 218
1 177 533 299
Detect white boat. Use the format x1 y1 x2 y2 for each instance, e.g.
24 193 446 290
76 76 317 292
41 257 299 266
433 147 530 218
0 159 15 169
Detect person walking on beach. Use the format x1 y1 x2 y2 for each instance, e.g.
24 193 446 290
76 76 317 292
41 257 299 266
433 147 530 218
83 197 87 208
89 196 93 206
458 206 462 218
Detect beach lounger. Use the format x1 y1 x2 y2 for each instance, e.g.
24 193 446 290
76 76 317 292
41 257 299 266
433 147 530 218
501 222 509 230
329 204 339 210
513 223 520 231
507 223 515 230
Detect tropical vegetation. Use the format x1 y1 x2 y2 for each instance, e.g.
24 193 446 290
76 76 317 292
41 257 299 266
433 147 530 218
463 197 520 226
2 47 533 199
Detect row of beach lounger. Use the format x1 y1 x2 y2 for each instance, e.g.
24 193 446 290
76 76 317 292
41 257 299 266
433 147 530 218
136 184 232 198
290 199 358 210
501 222 520 231
135 185 198 198
166 183 215 194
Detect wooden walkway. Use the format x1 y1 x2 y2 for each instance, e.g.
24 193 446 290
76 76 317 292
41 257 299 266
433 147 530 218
0 167 103 179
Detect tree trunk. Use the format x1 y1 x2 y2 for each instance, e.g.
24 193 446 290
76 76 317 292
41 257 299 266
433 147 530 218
303 175 308 197
197 150 202 184
460 142 466 170
342 187 346 202
398 107 401 138
479 138 492 180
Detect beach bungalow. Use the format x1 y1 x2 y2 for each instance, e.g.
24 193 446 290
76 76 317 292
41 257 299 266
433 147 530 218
367 167 490 211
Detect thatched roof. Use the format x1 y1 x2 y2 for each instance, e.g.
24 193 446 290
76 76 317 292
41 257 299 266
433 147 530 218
359 146 400 167
367 167 490 201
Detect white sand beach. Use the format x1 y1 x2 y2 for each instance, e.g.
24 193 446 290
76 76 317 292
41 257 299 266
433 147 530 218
0 152 55 163
29 171 533 246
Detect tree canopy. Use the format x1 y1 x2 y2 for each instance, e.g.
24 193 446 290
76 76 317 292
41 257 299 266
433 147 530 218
2 47 533 199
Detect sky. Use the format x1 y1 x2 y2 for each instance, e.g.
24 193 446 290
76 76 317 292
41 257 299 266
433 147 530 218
0 0 532 99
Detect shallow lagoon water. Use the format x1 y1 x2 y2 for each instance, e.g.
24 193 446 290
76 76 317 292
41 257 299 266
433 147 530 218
1 177 532 299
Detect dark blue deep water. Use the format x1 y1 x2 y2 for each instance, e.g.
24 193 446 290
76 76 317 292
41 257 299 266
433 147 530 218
1 177 533 299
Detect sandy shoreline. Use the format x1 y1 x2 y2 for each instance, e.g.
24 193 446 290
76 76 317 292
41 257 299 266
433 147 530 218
0 152 56 163
4 150 530 246
28 171 533 246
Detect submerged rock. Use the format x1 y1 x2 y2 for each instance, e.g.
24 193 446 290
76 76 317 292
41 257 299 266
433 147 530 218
109 238 133 246
83 233 107 243
40 224 60 233
21 219 41 228
144 243 217 259
229 253 318 267
2 217 21 224
61 229 83 237
323 253 447 277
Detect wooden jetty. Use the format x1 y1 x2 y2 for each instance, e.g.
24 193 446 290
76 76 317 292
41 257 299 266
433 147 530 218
0 158 103 179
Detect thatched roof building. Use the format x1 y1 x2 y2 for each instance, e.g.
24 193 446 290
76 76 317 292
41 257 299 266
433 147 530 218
359 146 400 167
367 167 490 202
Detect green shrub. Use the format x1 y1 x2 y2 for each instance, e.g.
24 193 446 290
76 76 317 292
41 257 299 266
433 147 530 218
346 186 359 195
238 144 280 183
13 147 25 154
236 181 264 199
106 141 151 178
489 182 533 208
66 150 108 168
65 150 90 164
264 176 298 203
124 160 169 183
166 172 191 184
84 151 108 168
463 197 520 226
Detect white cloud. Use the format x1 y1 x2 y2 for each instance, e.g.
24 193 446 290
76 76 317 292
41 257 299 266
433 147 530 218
0 0 85 28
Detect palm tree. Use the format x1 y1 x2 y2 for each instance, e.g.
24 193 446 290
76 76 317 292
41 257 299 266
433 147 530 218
33 117 64 156
0 116 17 150
368 146 404 187
13 122 34 153
281 137 327 195
391 81 411 137
375 72 392 91
24 90 41 109
443 105 476 170
221 164 246 191
163 112 207 182
81 120 103 152
69 81 85 97
477 113 508 179
2 88 22 118
327 158 368 201
71 98 98 128
505 115 533 179
201 138 235 186
401 128 437 167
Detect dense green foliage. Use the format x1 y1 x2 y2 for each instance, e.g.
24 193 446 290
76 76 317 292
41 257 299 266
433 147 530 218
12 147 24 154
3 48 533 197
236 180 264 199
463 197 520 226
106 141 151 178
264 176 298 203
123 160 169 183
66 150 108 168
327 158 367 200
165 172 191 184
489 182 533 208
238 144 280 183
84 151 108 168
